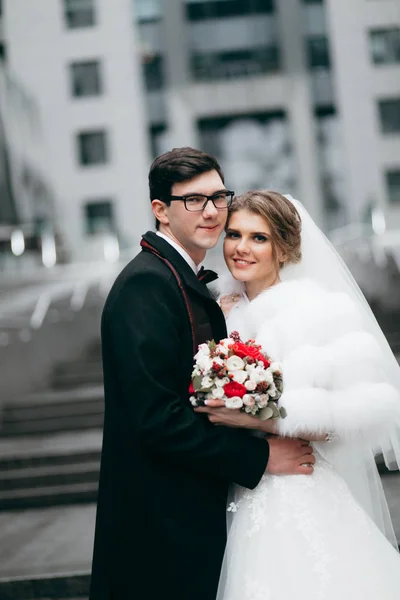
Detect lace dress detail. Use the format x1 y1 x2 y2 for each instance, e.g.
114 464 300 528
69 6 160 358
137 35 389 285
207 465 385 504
217 451 400 600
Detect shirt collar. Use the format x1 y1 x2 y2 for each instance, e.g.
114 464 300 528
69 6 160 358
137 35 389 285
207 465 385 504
156 231 199 274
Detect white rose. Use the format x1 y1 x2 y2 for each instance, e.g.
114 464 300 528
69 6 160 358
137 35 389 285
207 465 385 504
245 379 257 391
264 370 274 384
245 363 256 373
250 370 263 384
268 384 277 397
231 370 248 384
215 344 229 357
225 396 244 409
243 394 255 407
257 394 269 408
270 362 282 374
195 343 210 358
196 355 213 372
201 376 214 389
226 355 245 371
212 357 224 367
215 376 230 388
211 387 225 399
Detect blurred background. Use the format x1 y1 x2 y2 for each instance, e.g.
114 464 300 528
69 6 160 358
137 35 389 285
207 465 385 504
0 0 399 598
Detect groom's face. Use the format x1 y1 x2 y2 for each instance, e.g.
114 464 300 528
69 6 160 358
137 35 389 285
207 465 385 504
157 169 228 264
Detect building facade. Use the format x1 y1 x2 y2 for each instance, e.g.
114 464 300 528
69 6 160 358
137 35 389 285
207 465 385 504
136 0 400 231
4 0 152 260
2 0 399 262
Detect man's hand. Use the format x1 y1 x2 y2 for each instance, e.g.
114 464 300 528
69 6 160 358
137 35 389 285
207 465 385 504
195 400 315 475
267 437 315 475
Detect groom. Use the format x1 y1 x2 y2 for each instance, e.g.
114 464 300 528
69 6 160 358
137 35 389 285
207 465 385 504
89 147 315 600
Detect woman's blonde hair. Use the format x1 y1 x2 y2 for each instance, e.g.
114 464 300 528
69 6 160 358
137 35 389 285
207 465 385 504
227 190 302 268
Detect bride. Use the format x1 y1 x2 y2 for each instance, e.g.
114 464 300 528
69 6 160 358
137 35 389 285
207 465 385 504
196 190 400 599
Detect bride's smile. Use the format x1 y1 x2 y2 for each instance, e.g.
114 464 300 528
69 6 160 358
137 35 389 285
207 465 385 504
223 210 284 300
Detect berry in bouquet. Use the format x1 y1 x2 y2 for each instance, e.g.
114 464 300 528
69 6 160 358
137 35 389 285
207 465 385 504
189 332 286 421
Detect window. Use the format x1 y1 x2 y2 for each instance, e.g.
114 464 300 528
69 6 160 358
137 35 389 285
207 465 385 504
134 0 162 22
369 28 400 65
186 0 275 21
378 99 400 133
77 130 108 165
64 0 95 29
70 61 102 97
306 36 330 68
191 46 280 81
386 170 400 204
142 55 165 91
84 200 115 234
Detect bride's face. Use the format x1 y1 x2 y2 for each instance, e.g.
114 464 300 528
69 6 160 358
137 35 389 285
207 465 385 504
223 210 280 287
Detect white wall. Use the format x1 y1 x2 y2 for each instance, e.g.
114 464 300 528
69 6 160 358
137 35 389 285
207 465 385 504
326 0 400 228
5 0 152 259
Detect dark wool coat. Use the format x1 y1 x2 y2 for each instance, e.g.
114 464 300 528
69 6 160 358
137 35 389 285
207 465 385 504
89 232 270 600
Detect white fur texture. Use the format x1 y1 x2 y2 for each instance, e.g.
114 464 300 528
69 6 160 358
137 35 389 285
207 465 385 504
226 279 400 445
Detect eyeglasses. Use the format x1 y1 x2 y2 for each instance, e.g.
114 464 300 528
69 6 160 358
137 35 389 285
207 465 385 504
167 190 234 212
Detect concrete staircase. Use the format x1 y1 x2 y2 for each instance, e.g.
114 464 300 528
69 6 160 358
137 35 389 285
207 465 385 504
0 342 104 512
0 340 103 598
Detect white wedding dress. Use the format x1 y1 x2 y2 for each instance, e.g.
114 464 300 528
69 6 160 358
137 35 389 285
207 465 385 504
216 280 400 600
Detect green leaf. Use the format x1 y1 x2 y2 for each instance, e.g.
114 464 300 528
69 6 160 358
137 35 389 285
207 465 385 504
258 406 274 421
192 375 203 392
279 406 287 419
269 403 280 419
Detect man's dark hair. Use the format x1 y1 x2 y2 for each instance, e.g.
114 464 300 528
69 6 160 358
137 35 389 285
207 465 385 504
149 147 224 229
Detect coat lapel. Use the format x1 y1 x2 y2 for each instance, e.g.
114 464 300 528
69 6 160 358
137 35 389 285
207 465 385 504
142 231 216 302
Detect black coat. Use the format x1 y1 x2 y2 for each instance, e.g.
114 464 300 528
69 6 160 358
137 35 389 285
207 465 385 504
89 232 269 600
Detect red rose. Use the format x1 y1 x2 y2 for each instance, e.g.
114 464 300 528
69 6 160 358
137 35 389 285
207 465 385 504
231 342 262 361
189 382 195 394
256 354 270 368
223 381 247 398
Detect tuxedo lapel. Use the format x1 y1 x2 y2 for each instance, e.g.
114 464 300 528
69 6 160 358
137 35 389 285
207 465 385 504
142 231 215 302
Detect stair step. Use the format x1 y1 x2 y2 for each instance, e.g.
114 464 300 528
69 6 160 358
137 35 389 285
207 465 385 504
1 461 100 491
0 572 90 600
4 400 103 423
1 414 104 437
0 481 98 510
0 429 102 462
0 449 101 472
52 372 103 389
3 385 103 407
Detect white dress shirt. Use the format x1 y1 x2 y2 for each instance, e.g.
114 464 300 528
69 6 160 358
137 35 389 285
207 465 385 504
156 231 201 274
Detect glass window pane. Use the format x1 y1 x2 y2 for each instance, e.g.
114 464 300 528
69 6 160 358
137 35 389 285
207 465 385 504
64 0 95 29
134 0 162 22
378 99 400 133
191 46 280 81
84 200 114 234
142 55 165 91
186 0 275 21
369 28 400 65
306 36 330 68
77 131 108 165
386 170 400 204
70 61 102 97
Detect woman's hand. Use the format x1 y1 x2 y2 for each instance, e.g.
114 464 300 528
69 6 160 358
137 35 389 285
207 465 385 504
194 399 330 440
194 399 279 433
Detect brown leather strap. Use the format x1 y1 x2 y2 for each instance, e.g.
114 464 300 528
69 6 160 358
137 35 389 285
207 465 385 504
140 239 197 355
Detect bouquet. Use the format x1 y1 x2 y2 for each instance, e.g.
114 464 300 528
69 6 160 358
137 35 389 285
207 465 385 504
189 332 286 420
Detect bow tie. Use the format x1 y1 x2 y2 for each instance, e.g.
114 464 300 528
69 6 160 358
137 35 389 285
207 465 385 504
197 266 219 285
